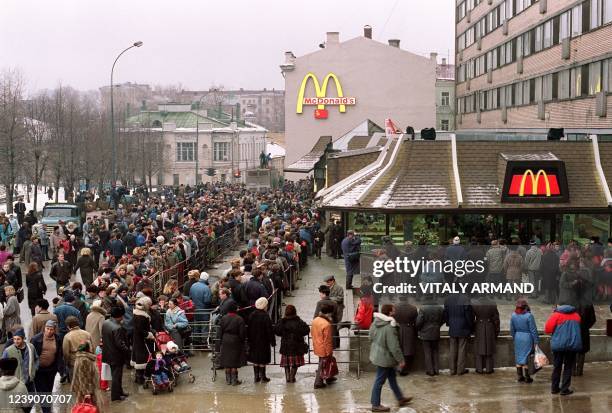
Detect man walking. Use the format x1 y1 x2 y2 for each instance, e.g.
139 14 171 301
102 306 130 402
544 304 582 396
31 320 63 413
50 253 72 295
443 293 474 375
1 329 38 394
62 316 93 381
525 240 543 297
369 304 412 412
13 197 26 226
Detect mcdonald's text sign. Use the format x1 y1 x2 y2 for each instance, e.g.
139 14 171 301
502 161 569 203
296 72 356 119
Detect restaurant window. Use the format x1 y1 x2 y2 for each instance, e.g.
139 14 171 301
589 61 602 94
389 214 446 245
572 5 583 37
560 214 610 246
349 212 386 247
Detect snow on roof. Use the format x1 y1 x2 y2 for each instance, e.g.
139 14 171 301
266 142 286 158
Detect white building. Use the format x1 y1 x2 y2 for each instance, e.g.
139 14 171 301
124 104 267 185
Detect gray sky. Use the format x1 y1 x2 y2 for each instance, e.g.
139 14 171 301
1 0 455 94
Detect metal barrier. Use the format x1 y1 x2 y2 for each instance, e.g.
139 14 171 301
209 320 364 382
151 225 243 296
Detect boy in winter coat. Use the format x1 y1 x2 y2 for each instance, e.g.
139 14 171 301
368 304 412 412
544 304 582 396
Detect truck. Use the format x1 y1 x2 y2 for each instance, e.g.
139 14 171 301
40 203 83 235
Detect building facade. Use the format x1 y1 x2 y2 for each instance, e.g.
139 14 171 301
436 56 457 131
455 0 612 133
124 104 268 186
281 28 436 173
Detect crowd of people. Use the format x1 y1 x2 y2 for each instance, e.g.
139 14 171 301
0 180 325 412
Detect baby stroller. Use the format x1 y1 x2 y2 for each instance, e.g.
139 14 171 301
165 340 196 385
143 334 175 395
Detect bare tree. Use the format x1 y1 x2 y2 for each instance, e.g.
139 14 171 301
24 93 51 213
0 69 26 213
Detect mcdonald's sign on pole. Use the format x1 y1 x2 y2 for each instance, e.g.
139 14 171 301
296 72 356 119
502 161 569 203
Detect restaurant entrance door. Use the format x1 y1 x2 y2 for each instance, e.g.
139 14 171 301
503 214 555 244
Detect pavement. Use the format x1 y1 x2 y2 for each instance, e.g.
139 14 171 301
9 251 612 413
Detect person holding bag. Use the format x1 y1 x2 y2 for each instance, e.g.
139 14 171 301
510 297 539 384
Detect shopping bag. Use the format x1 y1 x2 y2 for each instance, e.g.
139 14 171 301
320 356 339 380
100 362 112 381
533 345 549 371
71 395 98 413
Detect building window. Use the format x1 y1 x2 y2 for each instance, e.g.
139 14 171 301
441 92 450 106
523 31 531 56
176 142 196 162
605 0 612 23
441 120 450 131
523 80 531 105
543 20 553 48
560 11 571 40
214 141 230 161
591 0 603 29
515 82 523 105
571 5 582 37
559 69 571 99
534 25 543 52
589 61 602 94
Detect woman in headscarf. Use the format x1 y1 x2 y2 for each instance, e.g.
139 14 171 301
510 297 539 384
71 342 103 411
132 296 155 384
164 298 189 350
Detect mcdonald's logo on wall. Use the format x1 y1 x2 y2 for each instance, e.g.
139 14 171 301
296 72 356 119
501 161 569 203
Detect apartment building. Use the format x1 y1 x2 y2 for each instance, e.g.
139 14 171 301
455 0 612 133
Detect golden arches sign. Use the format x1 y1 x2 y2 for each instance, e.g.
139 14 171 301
518 169 552 197
296 72 355 114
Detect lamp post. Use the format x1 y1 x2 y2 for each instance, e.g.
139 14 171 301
110 41 143 186
194 94 208 185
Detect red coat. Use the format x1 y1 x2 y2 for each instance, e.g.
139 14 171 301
354 296 374 330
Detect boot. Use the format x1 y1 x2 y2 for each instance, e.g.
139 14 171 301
289 366 298 383
260 366 270 383
253 366 261 383
231 371 242 386
517 367 525 383
225 370 232 385
284 366 291 383
524 369 533 383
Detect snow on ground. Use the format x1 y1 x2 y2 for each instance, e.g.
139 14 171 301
0 184 67 214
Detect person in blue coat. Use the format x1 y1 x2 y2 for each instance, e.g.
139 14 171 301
510 297 539 384
341 231 361 289
189 272 212 342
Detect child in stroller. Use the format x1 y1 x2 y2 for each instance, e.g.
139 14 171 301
165 341 195 383
151 352 171 386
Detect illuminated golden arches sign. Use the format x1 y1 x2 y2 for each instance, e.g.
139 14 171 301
296 72 356 119
502 161 568 203
519 169 551 196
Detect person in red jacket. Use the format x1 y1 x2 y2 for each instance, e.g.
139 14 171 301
544 304 582 396
354 287 374 330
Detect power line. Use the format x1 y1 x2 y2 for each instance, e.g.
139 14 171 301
380 0 401 37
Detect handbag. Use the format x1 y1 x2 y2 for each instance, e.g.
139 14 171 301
319 356 338 380
71 395 98 413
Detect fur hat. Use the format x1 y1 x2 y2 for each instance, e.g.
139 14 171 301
135 296 152 311
200 271 209 281
255 297 268 310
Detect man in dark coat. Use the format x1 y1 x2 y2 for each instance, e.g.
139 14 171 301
50 253 73 295
102 306 130 401
341 230 361 289
313 285 340 349
14 197 26 225
471 297 500 374
416 297 444 376
443 293 474 375
394 298 418 376
247 297 275 383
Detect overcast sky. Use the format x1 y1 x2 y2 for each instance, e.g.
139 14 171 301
1 0 455 94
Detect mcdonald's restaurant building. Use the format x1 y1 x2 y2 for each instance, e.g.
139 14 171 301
315 134 612 248
280 29 437 176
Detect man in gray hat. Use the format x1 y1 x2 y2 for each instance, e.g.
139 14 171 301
325 275 345 327
31 320 63 413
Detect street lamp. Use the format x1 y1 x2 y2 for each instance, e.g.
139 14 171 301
110 41 143 187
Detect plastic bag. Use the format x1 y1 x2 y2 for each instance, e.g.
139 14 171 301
533 345 549 371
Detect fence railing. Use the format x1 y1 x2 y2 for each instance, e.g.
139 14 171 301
150 224 243 296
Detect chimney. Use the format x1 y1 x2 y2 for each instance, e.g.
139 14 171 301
284 51 296 64
364 25 372 39
388 39 400 48
430 52 438 62
442 58 447 65
326 32 340 45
